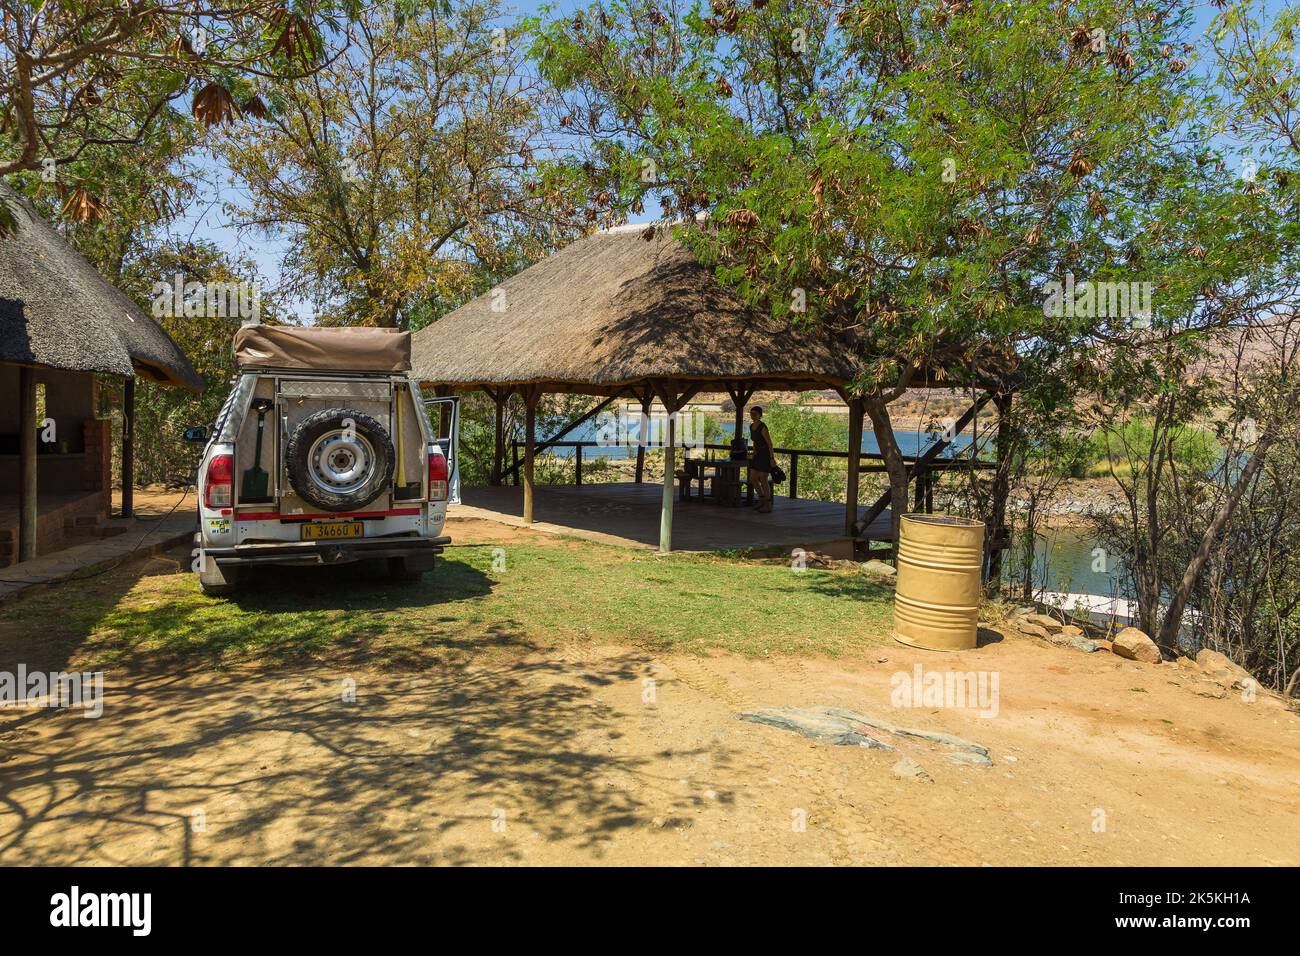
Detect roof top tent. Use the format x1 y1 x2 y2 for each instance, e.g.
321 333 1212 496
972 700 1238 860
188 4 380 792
0 184 202 565
410 222 1017 572
222 325 440 519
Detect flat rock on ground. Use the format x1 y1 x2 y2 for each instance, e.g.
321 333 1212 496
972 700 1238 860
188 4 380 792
738 706 895 750
738 706 992 767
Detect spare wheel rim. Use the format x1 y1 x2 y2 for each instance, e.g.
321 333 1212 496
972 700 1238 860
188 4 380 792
308 429 376 496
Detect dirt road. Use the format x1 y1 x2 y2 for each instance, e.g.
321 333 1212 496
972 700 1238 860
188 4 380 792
2 609 1296 865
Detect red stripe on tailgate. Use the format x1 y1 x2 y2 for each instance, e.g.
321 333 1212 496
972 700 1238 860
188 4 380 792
236 508 422 522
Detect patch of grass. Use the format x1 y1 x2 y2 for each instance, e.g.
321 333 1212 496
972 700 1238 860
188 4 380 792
978 596 1020 628
0 537 896 672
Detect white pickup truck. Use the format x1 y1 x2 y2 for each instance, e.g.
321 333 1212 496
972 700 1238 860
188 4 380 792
189 326 458 596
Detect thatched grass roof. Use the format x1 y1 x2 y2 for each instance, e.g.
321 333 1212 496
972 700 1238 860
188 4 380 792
411 224 861 395
0 183 203 390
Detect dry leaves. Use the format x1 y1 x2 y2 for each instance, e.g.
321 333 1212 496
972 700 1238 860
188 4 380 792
193 82 240 128
724 208 759 231
60 186 105 223
269 9 319 67
1068 147 1095 178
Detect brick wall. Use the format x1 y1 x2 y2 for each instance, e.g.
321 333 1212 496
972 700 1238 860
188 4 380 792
0 418 111 567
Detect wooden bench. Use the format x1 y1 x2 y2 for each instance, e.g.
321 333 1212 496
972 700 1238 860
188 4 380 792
675 469 708 502
681 459 754 506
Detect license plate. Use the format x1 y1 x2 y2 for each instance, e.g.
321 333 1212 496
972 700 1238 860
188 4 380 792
301 522 364 540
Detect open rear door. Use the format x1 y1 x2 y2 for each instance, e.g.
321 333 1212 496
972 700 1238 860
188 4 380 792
424 396 460 505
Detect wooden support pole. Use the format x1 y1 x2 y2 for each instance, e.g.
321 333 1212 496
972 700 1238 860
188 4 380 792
725 383 756 451
18 366 38 562
648 381 702 554
121 375 135 519
486 387 507 486
523 386 539 524
660 405 676 553
634 388 651 483
844 396 863 536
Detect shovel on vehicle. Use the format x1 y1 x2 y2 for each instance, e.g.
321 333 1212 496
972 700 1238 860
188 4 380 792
240 398 273 501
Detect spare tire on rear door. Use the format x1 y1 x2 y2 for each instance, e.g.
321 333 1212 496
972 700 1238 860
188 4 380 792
286 407 394 511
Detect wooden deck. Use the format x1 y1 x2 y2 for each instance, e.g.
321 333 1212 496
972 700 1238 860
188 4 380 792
452 482 892 556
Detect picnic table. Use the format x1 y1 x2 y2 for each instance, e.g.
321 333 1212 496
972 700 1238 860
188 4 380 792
681 457 754 507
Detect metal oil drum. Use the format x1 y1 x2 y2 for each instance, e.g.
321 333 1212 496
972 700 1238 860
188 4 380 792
893 514 985 651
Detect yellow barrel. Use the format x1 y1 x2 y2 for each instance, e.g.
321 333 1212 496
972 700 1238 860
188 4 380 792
893 514 985 651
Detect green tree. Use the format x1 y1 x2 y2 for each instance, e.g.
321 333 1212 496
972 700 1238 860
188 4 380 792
0 0 352 222
117 241 286 483
223 0 583 328
528 0 1266 543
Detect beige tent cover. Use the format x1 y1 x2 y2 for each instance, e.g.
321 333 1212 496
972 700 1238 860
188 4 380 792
233 325 411 372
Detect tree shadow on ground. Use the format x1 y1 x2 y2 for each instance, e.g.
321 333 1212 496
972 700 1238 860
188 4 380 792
0 551 188 675
0 648 707 865
0 546 506 674
789 571 896 605
227 553 494 612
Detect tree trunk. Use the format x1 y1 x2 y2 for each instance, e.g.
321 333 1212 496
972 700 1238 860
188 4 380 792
522 387 539 524
844 397 863 536
987 392 1014 586
1019 503 1038 604
1155 428 1277 650
864 396 910 550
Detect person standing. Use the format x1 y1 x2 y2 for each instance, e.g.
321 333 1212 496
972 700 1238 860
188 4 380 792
748 405 774 513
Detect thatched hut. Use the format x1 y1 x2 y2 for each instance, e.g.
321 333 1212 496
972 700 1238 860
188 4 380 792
412 224 868 550
412 223 861 394
412 223 1004 555
0 184 201 564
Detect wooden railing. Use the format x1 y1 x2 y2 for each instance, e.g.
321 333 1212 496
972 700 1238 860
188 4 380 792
508 438 995 505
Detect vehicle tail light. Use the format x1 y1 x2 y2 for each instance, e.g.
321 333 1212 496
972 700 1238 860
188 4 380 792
205 454 234 509
428 448 448 501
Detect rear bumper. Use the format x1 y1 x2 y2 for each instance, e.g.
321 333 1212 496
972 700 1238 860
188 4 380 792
205 535 451 566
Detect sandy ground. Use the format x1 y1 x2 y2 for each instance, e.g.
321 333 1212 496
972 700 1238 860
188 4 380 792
0 519 1296 866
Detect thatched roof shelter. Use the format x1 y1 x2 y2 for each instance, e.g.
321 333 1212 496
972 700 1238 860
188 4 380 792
411 223 861 394
410 222 1010 555
1 183 205 559
0 183 203 390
